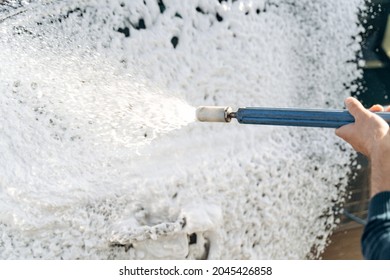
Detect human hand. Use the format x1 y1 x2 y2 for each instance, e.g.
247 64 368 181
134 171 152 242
335 97 390 197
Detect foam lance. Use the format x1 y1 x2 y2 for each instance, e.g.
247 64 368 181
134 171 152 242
195 106 390 128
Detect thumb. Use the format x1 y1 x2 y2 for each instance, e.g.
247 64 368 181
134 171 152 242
345 97 368 121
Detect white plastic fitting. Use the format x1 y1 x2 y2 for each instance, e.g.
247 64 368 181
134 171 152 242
196 106 233 122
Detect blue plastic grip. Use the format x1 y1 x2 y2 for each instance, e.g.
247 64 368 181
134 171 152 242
236 107 390 128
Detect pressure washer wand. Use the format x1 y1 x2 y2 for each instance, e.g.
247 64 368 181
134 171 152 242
195 106 390 128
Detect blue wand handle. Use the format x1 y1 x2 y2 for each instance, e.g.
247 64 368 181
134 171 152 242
235 107 390 128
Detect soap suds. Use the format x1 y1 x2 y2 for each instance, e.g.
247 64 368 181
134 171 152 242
0 0 363 259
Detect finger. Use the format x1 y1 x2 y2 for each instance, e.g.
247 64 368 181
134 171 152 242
335 123 354 141
345 97 369 120
386 106 390 112
335 124 367 155
369 104 384 112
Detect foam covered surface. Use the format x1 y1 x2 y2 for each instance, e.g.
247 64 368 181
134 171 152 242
0 0 363 259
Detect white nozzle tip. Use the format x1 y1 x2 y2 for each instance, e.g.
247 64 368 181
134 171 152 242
196 106 232 122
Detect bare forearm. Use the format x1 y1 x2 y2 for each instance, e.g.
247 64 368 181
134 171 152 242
370 142 390 196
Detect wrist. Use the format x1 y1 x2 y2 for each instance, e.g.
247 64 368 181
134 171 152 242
370 137 390 197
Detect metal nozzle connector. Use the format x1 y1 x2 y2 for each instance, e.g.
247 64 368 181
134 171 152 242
196 106 234 122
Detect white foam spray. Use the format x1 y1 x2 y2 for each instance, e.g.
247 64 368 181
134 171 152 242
0 0 364 259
